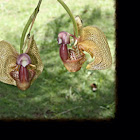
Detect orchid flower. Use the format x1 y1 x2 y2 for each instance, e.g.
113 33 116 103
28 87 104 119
0 0 43 90
57 0 112 72
0 36 43 90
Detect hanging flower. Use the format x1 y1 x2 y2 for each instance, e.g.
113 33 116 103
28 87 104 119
57 16 112 72
0 36 43 90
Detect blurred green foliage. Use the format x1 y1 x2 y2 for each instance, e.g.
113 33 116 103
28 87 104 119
0 0 115 119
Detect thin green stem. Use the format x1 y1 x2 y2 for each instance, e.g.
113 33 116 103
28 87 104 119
20 0 42 54
57 0 78 38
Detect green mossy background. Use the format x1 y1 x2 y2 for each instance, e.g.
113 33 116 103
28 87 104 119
0 0 116 119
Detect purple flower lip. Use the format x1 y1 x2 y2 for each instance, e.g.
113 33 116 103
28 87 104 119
16 53 31 67
57 31 70 45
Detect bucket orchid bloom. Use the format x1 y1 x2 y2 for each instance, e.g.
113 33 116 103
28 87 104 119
57 16 112 72
0 36 43 90
0 0 43 91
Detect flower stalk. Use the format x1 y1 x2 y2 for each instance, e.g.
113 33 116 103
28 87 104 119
20 0 42 54
57 0 79 38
